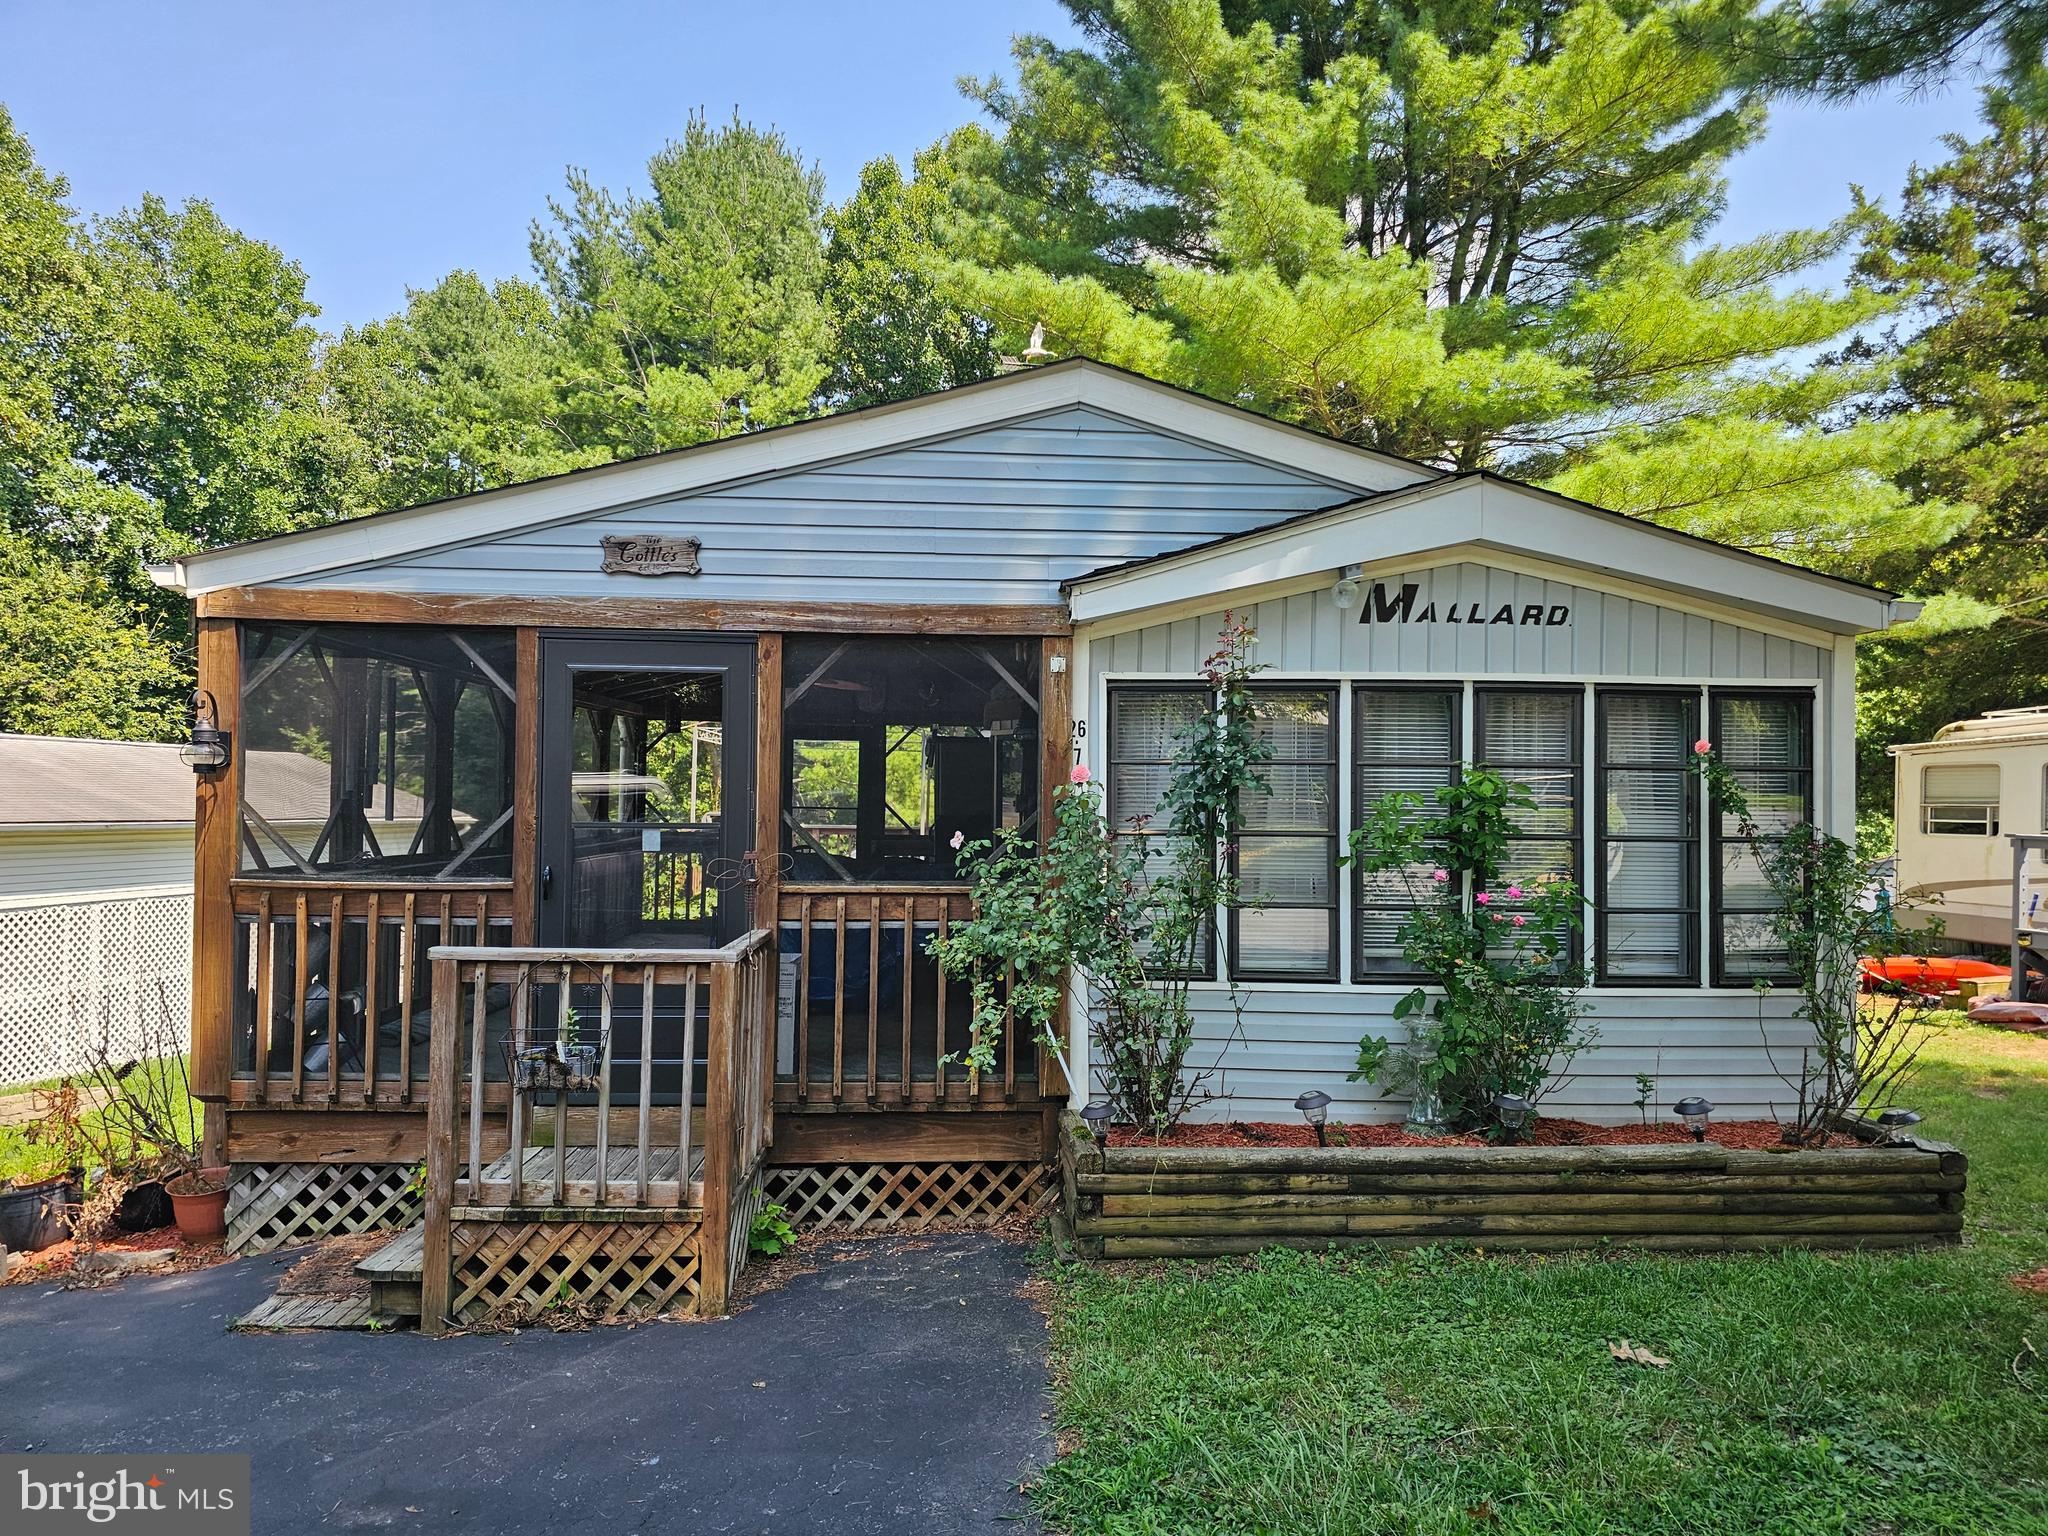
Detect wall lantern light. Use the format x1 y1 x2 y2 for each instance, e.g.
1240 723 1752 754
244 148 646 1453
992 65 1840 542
1874 1107 1923 1144
1672 1096 1714 1142
1295 1089 1332 1146
1080 1100 1114 1151
179 690 231 775
1492 1092 1531 1144
1330 563 1366 610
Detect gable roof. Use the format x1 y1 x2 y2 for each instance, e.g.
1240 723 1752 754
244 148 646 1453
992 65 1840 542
1065 473 1913 637
151 359 1438 596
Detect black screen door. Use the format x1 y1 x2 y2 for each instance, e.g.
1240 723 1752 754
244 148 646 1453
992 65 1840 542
539 636 756 950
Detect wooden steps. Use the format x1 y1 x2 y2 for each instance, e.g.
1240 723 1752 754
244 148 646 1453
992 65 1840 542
355 1225 425 1322
233 1292 380 1331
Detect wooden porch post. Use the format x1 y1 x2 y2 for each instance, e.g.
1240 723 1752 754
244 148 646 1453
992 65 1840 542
511 628 540 946
1039 635 1074 1117
419 954 462 1336
697 959 738 1316
189 617 241 1103
754 633 783 1114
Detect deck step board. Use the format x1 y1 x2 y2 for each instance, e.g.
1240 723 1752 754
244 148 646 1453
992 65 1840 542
354 1224 426 1282
233 1292 383 1331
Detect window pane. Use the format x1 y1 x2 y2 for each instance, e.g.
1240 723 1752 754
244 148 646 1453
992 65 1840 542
1237 908 1333 974
1480 691 1577 764
1709 691 1813 984
1925 763 1998 800
781 637 1041 883
1596 690 1697 983
1109 687 1214 978
1239 764 1335 831
1238 835 1333 903
1355 687 1460 979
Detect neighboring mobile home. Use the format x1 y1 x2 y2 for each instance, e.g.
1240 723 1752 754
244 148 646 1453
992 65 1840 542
147 359 1917 1319
1892 706 2048 946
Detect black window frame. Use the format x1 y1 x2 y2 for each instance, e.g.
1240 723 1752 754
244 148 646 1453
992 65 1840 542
1107 682 1217 981
1350 682 1464 984
1708 687 1815 988
1593 687 1702 987
1474 684 1584 970
1228 683 1341 984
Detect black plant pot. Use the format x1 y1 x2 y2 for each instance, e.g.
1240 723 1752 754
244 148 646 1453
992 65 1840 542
0 1176 75 1253
115 1180 174 1233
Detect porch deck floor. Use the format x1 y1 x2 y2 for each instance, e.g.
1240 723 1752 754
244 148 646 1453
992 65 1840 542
472 1145 703 1185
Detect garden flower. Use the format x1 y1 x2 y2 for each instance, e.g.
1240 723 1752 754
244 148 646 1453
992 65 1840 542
1430 868 1449 883
1694 738 1712 753
1506 885 1523 900
1475 891 1491 905
949 830 964 850
1512 914 1527 927
1069 763 1091 784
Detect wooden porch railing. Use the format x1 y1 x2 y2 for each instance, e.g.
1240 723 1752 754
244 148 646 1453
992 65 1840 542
226 880 515 1106
418 929 774 1333
775 885 1050 1110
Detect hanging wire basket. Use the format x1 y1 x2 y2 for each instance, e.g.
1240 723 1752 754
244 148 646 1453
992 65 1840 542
502 1007 609 1094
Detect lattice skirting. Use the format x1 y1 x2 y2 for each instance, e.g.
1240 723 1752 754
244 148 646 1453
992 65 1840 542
763 1160 1051 1232
227 1162 422 1255
726 1171 767 1298
450 1219 702 1322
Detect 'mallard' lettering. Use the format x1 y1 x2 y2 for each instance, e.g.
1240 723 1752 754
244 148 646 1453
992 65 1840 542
1358 581 1568 626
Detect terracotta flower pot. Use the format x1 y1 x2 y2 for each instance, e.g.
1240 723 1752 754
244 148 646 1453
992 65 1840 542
164 1166 230 1243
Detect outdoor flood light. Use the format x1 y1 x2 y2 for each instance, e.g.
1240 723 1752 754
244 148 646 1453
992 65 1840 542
1080 1100 1113 1151
1875 1107 1923 1144
1672 1095 1714 1141
1493 1092 1531 1144
1295 1089 1332 1146
178 689 231 775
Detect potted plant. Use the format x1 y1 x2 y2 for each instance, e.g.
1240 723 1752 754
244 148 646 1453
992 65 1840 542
0 1158 76 1253
163 1161 231 1243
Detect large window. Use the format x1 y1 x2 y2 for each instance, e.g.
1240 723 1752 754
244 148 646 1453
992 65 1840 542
1232 687 1339 981
1476 688 1581 964
1107 686 1214 977
780 637 1040 883
1596 690 1700 984
1353 687 1460 979
1922 763 2000 835
238 624 515 880
1710 691 1813 984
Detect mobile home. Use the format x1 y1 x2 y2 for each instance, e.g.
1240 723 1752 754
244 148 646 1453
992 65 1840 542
1893 706 2048 945
147 359 1915 1321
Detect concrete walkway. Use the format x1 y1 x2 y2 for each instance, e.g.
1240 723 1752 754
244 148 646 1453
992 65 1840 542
1 1234 1051 1534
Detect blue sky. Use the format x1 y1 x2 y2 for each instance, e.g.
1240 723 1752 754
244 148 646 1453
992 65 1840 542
0 1 1994 330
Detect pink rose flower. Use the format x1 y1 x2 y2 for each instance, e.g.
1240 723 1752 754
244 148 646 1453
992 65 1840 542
1694 738 1711 754
949 830 965 850
1430 868 1449 883
1512 914 1527 927
1506 885 1523 900
1475 892 1491 906
1069 764 1091 785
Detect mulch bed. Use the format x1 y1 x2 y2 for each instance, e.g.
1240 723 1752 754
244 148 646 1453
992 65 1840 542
2 1224 230 1288
1106 1117 1833 1151
2012 1267 2048 1296
274 1233 387 1296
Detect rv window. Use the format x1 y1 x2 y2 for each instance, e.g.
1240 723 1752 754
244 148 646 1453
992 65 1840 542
1107 685 1215 978
1922 763 2000 836
1476 687 1583 969
780 637 1040 883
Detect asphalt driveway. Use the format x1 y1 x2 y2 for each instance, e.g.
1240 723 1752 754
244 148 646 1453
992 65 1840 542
0 1233 1052 1534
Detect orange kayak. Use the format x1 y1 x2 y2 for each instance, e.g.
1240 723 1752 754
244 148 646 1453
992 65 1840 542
1860 955 2009 993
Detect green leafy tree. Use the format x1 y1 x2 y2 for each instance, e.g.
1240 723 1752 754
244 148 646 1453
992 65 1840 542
0 535 185 738
940 0 1972 571
825 153 997 408
528 112 833 454
1847 87 2048 807
1728 0 2048 103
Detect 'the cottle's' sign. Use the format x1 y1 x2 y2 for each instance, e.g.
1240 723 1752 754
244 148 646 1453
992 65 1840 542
601 533 702 576
1359 581 1569 627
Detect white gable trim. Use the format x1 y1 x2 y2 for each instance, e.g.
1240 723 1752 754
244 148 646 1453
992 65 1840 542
1067 475 1903 636
154 361 1432 596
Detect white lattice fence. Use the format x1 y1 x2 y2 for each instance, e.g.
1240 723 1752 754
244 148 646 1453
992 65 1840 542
763 1161 1052 1231
0 894 192 1088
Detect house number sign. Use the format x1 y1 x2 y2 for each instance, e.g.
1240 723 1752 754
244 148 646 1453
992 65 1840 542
600 533 702 576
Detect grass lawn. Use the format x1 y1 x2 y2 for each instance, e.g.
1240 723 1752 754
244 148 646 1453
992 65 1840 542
0 1057 202 1185
1035 1017 2048 1535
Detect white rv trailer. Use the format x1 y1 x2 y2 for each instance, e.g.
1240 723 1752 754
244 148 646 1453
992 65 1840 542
1892 706 2048 946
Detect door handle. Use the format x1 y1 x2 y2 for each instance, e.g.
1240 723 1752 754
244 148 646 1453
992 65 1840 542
540 864 552 900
